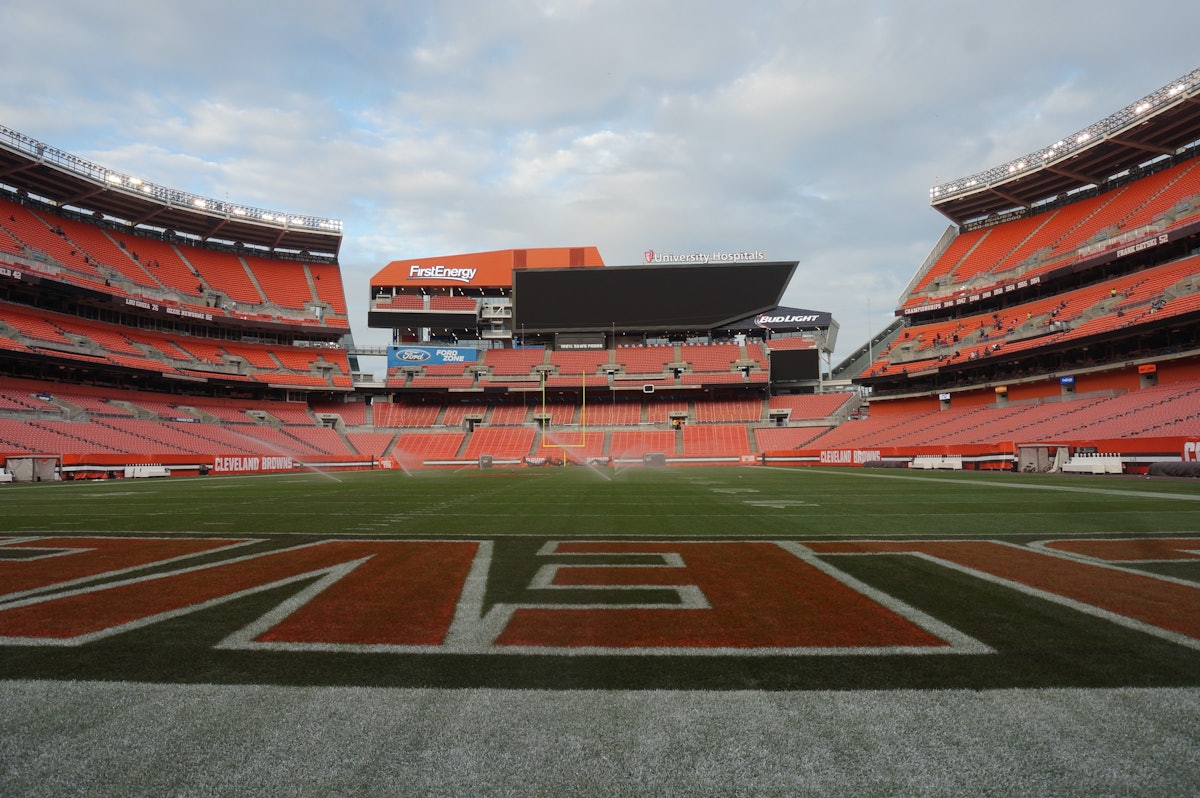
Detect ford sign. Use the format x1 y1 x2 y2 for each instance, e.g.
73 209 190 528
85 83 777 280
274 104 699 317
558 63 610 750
387 345 480 368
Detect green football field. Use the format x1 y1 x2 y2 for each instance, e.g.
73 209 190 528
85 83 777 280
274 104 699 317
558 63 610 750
4 464 1200 536
2 466 1198 796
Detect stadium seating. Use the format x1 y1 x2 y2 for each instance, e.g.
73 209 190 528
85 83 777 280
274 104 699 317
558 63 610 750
43 213 161 290
548 348 613 375
682 425 751 457
536 430 605 460
769 393 856 420
483 348 547 376
428 296 477 311
0 200 104 281
307 262 348 316
693 398 763 423
609 430 677 459
441 403 490 427
681 343 741 373
460 426 536 460
392 432 465 462
753 426 832 451
183 248 264 305
645 400 688 424
345 431 397 457
373 401 442 428
614 345 674 375
490 405 532 425
580 401 643 426
0 225 24 258
902 156 1200 318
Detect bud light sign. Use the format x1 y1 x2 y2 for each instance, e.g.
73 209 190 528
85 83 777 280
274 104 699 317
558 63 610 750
387 346 479 368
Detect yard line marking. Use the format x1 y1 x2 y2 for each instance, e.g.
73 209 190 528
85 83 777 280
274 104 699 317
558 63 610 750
786 467 1200 502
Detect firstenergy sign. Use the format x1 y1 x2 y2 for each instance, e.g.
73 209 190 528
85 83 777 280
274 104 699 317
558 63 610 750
408 265 478 284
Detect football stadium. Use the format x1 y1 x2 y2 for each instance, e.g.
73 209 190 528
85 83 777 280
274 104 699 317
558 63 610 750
2 70 1199 796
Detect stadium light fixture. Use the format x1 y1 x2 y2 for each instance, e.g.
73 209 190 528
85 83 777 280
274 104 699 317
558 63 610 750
0 121 343 238
930 67 1200 203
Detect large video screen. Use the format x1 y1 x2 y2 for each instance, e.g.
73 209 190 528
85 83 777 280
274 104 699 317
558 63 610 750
513 261 796 332
770 349 821 381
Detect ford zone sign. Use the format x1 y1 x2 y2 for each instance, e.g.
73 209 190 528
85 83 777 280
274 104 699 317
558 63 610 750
387 345 479 368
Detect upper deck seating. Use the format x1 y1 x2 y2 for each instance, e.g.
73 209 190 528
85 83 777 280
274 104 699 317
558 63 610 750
482 348 547 376
681 343 741 373
308 262 349 316
548 348 613 375
183 248 264 305
614 345 674 375
242 255 316 312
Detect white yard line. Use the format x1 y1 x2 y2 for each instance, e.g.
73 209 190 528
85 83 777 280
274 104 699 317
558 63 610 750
773 466 1200 502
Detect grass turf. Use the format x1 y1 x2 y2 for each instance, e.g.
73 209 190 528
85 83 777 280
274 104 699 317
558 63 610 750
1 466 1197 691
2 464 1199 536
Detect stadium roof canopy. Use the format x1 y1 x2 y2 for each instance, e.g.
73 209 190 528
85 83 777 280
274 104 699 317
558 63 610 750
930 68 1200 226
0 124 342 257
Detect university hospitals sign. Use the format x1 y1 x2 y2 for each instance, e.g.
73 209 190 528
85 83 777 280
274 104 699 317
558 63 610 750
644 249 766 264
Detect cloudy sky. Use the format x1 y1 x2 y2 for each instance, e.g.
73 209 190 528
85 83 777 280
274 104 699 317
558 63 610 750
0 1 1196 370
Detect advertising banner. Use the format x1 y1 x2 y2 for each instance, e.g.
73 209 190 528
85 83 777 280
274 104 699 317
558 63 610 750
388 345 480 368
